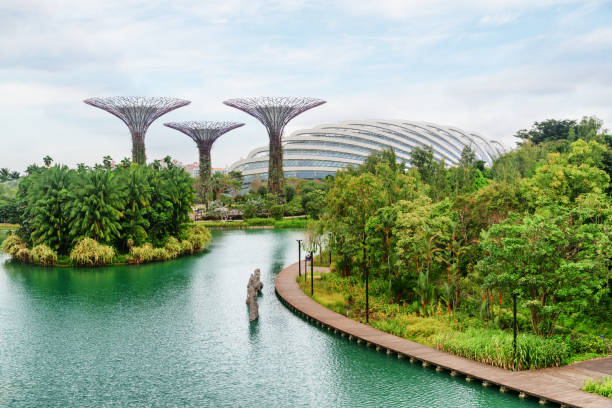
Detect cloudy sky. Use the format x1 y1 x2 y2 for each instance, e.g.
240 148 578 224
1 0 611 172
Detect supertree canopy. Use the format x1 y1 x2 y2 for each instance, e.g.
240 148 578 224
84 96 190 165
164 121 244 203
223 97 326 199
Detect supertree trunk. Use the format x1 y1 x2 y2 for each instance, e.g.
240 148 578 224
198 143 212 204
223 97 326 202
131 131 146 165
164 121 244 206
268 132 284 199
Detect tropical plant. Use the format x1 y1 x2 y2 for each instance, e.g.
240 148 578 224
69 238 115 266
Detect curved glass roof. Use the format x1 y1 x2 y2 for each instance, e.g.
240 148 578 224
229 120 504 180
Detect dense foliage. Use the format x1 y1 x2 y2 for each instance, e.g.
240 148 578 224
303 115 611 368
1 157 209 266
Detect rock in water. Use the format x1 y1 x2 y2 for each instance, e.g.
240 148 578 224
246 268 263 321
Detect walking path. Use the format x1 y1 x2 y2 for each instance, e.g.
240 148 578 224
275 262 612 408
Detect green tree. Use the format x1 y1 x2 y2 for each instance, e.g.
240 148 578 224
43 155 53 168
516 119 576 145
68 167 125 244
521 140 609 210
119 164 152 248
27 165 73 253
478 212 609 336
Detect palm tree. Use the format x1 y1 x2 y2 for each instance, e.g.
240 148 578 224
29 165 73 253
0 168 9 181
118 165 151 248
9 171 20 180
43 155 53 168
103 155 113 169
68 168 126 244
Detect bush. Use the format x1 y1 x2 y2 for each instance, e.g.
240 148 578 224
15 247 30 262
186 225 211 252
242 203 257 219
70 238 115 266
129 243 155 264
181 239 194 254
432 328 568 370
583 376 612 398
31 244 58 266
1 234 27 257
566 334 610 355
164 237 182 259
270 204 284 220
284 196 303 215
245 217 273 226
152 248 170 261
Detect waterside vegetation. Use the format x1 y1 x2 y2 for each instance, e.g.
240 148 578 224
299 116 612 370
0 156 211 266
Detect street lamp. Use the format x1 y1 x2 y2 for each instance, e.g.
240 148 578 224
328 232 332 266
310 251 314 296
365 265 369 324
296 239 302 277
511 291 519 371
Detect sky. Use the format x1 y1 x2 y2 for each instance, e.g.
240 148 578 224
1 0 612 172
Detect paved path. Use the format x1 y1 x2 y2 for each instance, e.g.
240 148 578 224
275 262 612 408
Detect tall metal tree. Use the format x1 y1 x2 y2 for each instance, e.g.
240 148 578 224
84 96 190 165
223 97 325 199
164 121 244 203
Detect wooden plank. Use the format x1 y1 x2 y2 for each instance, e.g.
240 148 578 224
275 262 612 408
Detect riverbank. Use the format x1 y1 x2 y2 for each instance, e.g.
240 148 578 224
0 225 211 267
297 269 610 370
276 262 612 408
195 217 307 229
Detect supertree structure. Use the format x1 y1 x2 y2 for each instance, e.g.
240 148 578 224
223 97 326 199
84 96 191 165
164 121 244 203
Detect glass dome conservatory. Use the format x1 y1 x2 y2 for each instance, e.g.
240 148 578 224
229 120 505 184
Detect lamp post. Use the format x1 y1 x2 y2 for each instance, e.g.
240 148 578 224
511 291 519 371
297 239 302 277
328 232 332 266
310 251 314 296
365 265 369 324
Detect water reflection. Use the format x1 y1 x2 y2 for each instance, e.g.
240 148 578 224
0 229 539 408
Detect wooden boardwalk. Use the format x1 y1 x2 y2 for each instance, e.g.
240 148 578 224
275 262 612 408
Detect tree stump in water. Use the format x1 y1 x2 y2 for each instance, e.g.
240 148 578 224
246 268 263 321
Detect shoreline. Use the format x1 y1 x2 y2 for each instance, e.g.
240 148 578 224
275 261 612 408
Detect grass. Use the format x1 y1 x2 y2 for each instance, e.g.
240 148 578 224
0 223 18 231
297 271 610 370
196 217 308 229
582 376 612 398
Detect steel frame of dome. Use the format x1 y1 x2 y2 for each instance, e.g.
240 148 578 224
229 120 505 183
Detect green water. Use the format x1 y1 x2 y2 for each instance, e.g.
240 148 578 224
0 230 540 407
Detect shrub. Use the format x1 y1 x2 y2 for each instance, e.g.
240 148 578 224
181 239 194 254
69 238 114 266
245 217 272 226
566 334 609 355
270 204 284 220
15 247 30 262
186 225 212 251
583 376 612 398
1 234 27 257
129 243 155 264
31 244 58 266
164 237 182 259
152 248 170 261
242 203 257 219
